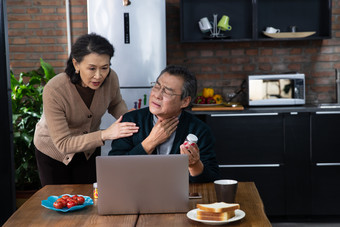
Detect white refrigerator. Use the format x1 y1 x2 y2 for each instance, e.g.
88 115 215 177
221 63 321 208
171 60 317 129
87 0 167 154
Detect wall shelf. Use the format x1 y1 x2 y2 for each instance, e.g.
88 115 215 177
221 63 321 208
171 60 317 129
180 0 332 42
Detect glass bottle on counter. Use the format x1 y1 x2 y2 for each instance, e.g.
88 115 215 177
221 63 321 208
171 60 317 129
93 182 98 199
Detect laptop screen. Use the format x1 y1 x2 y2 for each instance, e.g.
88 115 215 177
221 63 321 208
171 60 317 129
96 155 189 215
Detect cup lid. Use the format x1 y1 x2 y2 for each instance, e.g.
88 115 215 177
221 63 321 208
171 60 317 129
214 179 238 185
186 134 198 143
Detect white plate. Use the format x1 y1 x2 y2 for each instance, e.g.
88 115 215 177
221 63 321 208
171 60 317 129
186 209 245 225
262 31 316 38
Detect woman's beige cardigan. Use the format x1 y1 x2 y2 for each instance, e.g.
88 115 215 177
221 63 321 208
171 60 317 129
34 69 127 165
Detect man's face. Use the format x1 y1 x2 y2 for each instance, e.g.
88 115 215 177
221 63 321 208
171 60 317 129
149 72 191 120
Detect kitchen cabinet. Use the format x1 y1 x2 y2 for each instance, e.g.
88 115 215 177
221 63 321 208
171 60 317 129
206 112 285 215
310 111 340 215
180 0 331 42
197 109 340 217
284 112 312 216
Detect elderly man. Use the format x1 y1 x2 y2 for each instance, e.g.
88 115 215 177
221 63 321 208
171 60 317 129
109 65 220 183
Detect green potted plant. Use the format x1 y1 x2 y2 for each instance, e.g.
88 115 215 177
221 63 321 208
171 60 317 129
11 58 56 191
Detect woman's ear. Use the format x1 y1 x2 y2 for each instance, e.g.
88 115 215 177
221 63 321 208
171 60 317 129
72 58 79 72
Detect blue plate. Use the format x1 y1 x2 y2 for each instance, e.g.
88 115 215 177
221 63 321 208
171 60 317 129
41 194 93 212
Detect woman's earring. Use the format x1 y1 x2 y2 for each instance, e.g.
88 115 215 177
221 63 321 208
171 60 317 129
75 70 79 74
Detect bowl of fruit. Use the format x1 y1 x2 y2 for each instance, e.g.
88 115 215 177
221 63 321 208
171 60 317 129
41 194 93 212
194 88 223 106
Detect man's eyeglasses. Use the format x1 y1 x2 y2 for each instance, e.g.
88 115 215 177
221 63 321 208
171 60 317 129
150 82 182 99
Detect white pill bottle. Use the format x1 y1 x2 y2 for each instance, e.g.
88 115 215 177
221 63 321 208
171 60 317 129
184 134 198 148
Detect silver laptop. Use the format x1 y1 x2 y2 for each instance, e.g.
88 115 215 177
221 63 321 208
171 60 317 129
96 155 189 215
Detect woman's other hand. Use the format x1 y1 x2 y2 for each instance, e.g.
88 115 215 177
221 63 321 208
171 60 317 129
101 115 139 141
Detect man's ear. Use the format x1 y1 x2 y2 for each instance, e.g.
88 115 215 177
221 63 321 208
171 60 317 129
180 96 191 109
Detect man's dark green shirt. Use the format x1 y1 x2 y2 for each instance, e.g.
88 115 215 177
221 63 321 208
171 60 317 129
109 107 221 183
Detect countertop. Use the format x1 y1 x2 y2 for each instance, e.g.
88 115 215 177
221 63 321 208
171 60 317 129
189 104 340 115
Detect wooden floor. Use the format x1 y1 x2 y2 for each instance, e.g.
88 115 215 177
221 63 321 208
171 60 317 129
272 223 340 227
270 216 340 227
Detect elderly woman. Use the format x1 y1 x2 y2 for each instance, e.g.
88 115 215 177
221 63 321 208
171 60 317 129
34 33 139 186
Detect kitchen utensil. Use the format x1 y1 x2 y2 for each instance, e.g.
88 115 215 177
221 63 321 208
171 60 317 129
217 15 232 31
265 27 280 33
198 17 212 33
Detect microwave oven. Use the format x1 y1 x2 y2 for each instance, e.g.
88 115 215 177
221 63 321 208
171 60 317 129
248 73 305 106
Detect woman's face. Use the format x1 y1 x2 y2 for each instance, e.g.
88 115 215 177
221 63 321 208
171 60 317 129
72 53 110 90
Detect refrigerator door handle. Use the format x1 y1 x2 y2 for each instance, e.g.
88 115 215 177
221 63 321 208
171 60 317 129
124 13 130 44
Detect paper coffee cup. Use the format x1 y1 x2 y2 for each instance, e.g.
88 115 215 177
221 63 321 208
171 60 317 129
214 179 238 203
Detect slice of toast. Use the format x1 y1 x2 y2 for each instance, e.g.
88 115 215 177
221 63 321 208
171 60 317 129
197 209 235 221
196 202 240 213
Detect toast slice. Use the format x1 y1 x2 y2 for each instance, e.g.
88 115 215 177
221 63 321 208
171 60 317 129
197 209 235 221
196 202 240 213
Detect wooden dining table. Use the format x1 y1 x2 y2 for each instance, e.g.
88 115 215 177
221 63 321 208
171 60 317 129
4 182 271 226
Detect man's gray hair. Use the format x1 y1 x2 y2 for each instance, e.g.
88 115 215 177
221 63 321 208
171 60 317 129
157 65 197 108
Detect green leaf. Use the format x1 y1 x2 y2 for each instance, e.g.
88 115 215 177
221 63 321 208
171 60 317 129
10 71 20 90
40 58 56 81
28 76 41 86
11 59 56 190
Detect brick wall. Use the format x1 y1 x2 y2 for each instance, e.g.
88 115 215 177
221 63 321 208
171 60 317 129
7 0 340 104
7 0 87 74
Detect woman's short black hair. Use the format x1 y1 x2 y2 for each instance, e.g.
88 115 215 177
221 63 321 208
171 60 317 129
65 33 114 84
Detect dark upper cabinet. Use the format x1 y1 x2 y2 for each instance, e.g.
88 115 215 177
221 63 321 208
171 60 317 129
180 0 332 42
